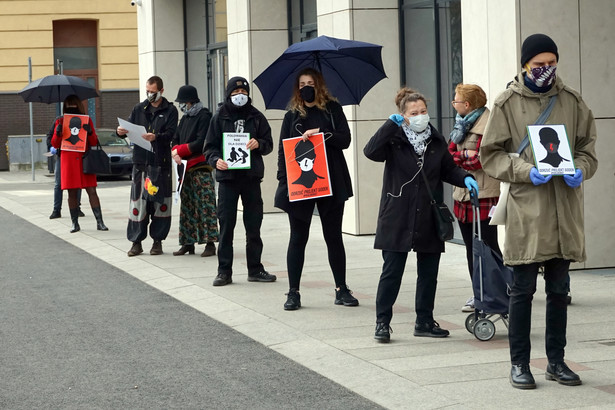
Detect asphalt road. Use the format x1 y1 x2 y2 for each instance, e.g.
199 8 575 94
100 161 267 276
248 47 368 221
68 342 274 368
0 207 381 410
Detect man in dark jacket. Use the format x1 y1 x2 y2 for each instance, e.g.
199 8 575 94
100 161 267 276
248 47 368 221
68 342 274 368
203 76 276 286
116 75 178 256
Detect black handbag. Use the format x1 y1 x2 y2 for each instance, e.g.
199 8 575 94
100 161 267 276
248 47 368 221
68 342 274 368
418 163 455 241
83 140 111 175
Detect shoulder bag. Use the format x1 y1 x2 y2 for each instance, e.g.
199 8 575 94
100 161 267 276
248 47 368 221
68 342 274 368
489 95 557 225
83 140 111 175
418 164 455 241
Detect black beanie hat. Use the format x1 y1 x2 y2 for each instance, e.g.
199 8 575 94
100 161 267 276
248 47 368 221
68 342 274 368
175 85 200 103
521 33 559 67
226 76 250 99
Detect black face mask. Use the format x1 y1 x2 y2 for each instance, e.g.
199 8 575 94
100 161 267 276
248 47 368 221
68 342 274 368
299 85 315 103
64 107 80 114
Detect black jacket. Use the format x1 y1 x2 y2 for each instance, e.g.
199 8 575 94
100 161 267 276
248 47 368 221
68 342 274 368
171 106 212 170
364 120 470 253
274 101 353 220
121 97 178 168
203 102 273 181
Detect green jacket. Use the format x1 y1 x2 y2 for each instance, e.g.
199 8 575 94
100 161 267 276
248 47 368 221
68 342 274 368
481 73 598 265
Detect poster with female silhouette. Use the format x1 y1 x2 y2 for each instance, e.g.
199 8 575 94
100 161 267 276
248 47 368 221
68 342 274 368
223 132 251 170
60 114 89 152
527 124 575 175
282 133 332 202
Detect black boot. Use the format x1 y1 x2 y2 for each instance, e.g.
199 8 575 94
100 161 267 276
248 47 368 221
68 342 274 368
69 208 80 233
92 207 108 231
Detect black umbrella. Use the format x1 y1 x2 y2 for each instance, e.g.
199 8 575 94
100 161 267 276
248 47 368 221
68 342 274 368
254 35 387 110
19 74 99 104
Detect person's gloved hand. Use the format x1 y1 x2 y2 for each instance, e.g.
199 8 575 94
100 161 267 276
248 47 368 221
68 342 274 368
55 123 63 137
389 114 405 126
529 167 552 186
464 176 479 197
563 168 583 188
50 147 57 155
82 123 92 135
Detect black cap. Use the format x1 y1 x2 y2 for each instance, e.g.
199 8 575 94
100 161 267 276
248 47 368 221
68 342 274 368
226 76 250 99
175 85 200 103
521 33 559 67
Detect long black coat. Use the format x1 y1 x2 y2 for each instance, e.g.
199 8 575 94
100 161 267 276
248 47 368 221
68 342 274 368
364 120 470 253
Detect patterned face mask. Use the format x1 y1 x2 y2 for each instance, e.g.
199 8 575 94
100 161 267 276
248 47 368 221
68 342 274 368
527 65 557 87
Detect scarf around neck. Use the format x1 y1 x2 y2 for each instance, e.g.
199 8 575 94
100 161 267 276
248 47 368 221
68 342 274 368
185 101 204 117
449 106 486 144
402 122 431 155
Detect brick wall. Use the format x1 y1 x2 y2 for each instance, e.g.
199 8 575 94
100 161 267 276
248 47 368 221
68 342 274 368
0 90 139 170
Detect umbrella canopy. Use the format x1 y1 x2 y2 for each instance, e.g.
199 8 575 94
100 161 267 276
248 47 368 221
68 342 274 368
19 74 99 104
254 35 386 110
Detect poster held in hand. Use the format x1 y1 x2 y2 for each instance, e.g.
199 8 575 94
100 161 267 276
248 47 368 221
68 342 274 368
282 133 332 202
60 114 89 152
223 133 251 170
527 124 575 175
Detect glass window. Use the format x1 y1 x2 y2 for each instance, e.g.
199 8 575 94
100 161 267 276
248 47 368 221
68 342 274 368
289 0 317 45
53 47 98 70
401 0 462 134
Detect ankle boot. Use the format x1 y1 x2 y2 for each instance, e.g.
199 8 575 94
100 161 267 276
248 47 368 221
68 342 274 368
92 207 108 231
69 208 80 233
173 244 195 256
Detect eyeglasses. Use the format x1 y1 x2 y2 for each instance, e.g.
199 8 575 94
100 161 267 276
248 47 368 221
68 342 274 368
451 100 466 106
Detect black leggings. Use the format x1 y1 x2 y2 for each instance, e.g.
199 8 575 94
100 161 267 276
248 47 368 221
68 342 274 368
287 203 346 290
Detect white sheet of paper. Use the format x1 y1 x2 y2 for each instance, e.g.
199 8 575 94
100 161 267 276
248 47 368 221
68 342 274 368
117 117 152 151
173 160 188 204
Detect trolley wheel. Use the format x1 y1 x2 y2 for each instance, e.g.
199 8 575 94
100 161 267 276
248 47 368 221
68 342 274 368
474 319 496 341
465 313 477 334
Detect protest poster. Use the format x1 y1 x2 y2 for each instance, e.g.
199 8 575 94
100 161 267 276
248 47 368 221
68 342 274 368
527 124 575 175
60 114 89 152
282 133 332 202
223 132 251 170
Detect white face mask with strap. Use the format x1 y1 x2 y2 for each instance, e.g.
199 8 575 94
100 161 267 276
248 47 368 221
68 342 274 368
408 113 430 132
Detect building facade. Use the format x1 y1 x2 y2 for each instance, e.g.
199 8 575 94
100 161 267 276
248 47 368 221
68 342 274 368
0 0 140 170
140 0 614 268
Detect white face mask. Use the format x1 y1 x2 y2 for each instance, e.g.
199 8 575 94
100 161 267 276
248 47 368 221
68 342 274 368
408 113 430 132
231 94 248 107
147 91 161 103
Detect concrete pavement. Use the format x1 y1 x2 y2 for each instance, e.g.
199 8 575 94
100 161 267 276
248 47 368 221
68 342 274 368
1 169 614 409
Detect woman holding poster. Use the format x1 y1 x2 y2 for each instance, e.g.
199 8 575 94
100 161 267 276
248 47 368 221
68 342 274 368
51 95 108 233
364 88 477 342
274 67 357 311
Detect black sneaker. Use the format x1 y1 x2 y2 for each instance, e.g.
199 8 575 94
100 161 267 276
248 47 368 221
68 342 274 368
49 209 61 219
335 286 359 306
248 270 277 282
374 323 391 343
213 273 232 287
284 289 301 310
414 321 450 338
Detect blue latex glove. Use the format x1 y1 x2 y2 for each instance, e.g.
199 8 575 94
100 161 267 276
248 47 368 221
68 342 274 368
50 147 57 155
563 168 583 188
464 176 479 197
389 114 404 126
529 167 553 186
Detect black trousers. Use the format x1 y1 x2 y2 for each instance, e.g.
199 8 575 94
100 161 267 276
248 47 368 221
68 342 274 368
217 179 264 276
286 202 346 290
376 251 441 325
458 219 501 279
509 258 570 365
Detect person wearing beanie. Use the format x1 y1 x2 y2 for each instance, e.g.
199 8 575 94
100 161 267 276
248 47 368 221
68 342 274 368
203 76 276 286
481 34 598 389
171 85 219 257
116 75 178 257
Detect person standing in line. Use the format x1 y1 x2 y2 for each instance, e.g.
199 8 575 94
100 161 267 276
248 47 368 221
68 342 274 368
449 83 501 312
116 76 178 256
203 76 276 286
481 33 598 389
274 67 358 311
47 119 83 220
364 87 477 342
171 85 219 257
50 95 108 233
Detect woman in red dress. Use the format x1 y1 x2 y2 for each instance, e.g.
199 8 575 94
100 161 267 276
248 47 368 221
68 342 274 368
51 95 108 233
